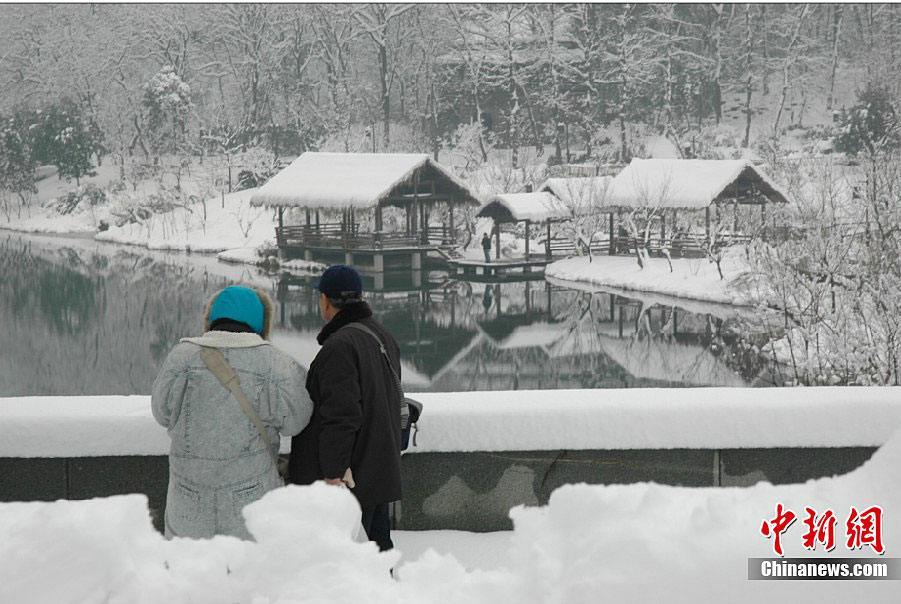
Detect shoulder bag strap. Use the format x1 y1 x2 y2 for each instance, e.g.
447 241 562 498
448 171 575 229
341 322 409 423
199 346 279 467
342 322 402 391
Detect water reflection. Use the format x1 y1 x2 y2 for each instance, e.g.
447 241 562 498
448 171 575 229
0 233 776 396
274 272 774 392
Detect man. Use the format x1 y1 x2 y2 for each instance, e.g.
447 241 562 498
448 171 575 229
481 232 492 263
289 265 403 551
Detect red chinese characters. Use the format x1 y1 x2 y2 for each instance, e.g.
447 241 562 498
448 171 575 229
761 504 885 556
801 507 837 552
846 505 885 555
760 503 797 556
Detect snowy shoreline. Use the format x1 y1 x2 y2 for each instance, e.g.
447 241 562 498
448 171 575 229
545 249 758 306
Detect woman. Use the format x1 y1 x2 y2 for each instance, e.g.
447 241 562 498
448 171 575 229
151 285 312 539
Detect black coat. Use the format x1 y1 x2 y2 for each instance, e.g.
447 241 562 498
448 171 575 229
289 302 403 508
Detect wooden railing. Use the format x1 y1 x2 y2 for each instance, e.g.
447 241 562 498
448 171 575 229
275 226 425 250
536 233 754 259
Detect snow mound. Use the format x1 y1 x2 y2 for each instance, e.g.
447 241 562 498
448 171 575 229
0 484 400 604
507 428 901 603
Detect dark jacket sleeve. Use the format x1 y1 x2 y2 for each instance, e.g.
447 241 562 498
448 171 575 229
315 339 363 478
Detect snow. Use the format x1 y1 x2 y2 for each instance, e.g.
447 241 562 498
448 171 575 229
216 247 325 274
3 387 900 457
1 163 142 235
481 321 567 351
96 188 275 254
549 332 748 387
539 176 613 208
545 247 756 306
478 192 568 222
250 152 479 209
606 158 789 209
2 431 900 603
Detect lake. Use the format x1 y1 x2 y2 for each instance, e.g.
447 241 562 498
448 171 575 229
0 232 780 396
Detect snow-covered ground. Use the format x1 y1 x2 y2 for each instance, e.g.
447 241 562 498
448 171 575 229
0 163 319 274
2 428 900 603
95 188 275 254
546 247 757 306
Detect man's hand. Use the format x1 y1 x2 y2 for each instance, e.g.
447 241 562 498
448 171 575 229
324 468 355 488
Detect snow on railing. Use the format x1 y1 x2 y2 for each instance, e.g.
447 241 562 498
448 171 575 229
1 388 900 458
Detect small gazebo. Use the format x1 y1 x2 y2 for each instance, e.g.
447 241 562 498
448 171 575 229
476 192 570 260
251 152 480 270
603 158 790 255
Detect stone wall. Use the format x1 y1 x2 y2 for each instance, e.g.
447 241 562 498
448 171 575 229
0 446 876 533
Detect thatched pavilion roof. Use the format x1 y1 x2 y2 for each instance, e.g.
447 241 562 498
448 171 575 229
250 152 479 210
605 159 790 209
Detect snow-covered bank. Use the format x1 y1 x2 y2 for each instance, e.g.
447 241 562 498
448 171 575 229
2 432 900 603
95 188 274 254
546 247 757 306
217 246 325 273
3 387 900 458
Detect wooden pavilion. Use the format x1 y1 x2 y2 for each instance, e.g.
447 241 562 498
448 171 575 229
250 152 480 271
602 158 790 256
476 192 571 260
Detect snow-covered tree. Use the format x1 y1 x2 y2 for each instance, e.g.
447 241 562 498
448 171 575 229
141 65 194 161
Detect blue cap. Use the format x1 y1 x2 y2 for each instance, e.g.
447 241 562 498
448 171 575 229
313 265 363 302
208 286 265 334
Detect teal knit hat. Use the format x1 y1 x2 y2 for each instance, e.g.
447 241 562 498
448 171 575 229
208 286 265 335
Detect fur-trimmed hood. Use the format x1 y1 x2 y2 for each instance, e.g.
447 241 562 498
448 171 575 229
181 331 271 348
203 286 274 340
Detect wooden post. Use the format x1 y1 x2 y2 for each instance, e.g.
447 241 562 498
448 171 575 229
315 210 320 233
376 205 383 232
705 206 711 243
546 221 552 258
495 221 501 260
448 199 455 243
733 200 738 236
277 207 284 252
413 172 420 243
609 212 615 254
524 220 531 258
660 211 666 243
760 202 767 241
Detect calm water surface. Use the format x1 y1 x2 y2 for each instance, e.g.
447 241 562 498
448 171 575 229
0 232 780 396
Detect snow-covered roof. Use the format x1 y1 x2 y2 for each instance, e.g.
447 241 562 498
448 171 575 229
250 152 479 209
477 192 569 223
540 176 613 208
605 159 790 209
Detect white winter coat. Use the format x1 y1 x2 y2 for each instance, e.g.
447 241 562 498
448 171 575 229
151 331 312 540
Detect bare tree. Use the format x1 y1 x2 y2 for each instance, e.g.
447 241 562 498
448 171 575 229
353 3 415 149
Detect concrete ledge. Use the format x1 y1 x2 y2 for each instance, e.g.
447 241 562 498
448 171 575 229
0 447 878 533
